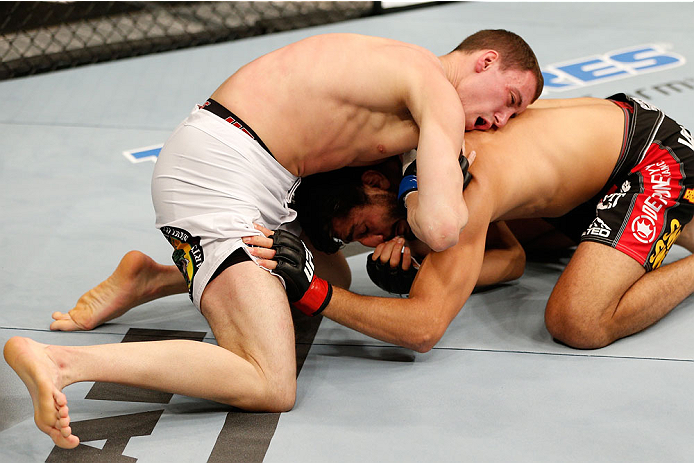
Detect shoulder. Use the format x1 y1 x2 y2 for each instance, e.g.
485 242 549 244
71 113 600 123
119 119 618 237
388 41 444 74
338 34 443 71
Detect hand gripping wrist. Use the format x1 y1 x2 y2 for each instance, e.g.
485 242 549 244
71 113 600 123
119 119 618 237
270 230 332 316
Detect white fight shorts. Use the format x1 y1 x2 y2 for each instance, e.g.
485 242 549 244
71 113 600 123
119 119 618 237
152 102 300 309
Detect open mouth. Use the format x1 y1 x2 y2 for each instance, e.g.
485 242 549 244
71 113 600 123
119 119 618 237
475 116 488 129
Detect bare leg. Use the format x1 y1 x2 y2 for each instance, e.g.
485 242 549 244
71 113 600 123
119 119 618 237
6 261 296 448
546 242 694 348
675 222 694 252
51 251 186 331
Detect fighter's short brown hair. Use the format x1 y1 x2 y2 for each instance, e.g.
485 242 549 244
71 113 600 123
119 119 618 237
452 29 544 102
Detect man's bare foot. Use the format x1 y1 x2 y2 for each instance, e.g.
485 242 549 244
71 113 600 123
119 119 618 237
51 251 185 331
4 337 79 449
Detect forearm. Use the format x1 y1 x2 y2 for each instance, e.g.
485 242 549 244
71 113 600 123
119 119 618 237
321 287 443 353
476 248 525 287
405 190 467 252
408 121 467 252
323 237 484 352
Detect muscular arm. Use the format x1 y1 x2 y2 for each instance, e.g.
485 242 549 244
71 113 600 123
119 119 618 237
322 179 494 352
377 220 525 290
244 178 496 351
403 60 468 252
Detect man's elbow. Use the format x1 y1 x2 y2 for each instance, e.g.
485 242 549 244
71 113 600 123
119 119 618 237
403 318 448 353
420 219 464 252
427 234 459 253
508 247 526 281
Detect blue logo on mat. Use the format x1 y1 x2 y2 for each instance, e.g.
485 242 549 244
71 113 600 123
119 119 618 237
542 44 685 93
123 144 163 163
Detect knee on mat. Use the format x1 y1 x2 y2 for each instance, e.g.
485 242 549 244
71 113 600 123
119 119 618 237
219 377 296 412
544 303 613 350
263 379 297 412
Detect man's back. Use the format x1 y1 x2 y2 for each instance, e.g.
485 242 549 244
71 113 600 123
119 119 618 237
466 98 626 222
211 34 439 176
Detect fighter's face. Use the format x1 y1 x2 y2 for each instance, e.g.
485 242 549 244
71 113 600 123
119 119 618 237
331 191 412 247
462 67 537 131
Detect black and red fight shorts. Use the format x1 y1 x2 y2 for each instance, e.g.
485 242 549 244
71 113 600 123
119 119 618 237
547 93 694 271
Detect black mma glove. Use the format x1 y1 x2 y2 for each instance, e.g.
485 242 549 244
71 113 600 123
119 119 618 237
397 151 473 209
459 153 472 187
270 230 332 316
366 253 418 294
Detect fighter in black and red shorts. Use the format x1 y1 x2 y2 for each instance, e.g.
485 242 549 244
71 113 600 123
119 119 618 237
546 93 694 271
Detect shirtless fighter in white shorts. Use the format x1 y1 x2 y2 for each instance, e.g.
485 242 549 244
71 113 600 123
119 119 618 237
4 31 542 449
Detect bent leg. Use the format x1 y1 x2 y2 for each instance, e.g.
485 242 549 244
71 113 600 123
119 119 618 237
51 251 187 331
8 260 296 448
675 222 694 252
200 260 297 410
545 242 694 348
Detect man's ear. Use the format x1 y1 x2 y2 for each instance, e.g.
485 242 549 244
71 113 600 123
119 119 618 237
361 170 390 190
475 50 499 73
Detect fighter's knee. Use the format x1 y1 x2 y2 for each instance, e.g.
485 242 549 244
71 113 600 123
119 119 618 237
544 302 612 350
264 379 296 412
222 376 296 412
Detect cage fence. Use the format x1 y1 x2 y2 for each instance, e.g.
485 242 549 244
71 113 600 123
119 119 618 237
0 1 393 80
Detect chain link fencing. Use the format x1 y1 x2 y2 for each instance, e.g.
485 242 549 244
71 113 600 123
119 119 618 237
0 1 398 80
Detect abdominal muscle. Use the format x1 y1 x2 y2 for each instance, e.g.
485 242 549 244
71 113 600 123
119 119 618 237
212 85 420 177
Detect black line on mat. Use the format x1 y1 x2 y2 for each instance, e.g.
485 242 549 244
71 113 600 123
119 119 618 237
207 309 322 463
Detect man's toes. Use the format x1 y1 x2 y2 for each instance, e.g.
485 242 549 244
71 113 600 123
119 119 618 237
53 390 68 407
49 428 79 449
50 319 73 331
58 415 70 428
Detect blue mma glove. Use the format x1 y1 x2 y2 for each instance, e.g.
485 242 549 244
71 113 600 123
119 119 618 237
397 151 473 209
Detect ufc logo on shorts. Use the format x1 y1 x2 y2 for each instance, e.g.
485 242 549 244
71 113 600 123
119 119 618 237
302 241 315 282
